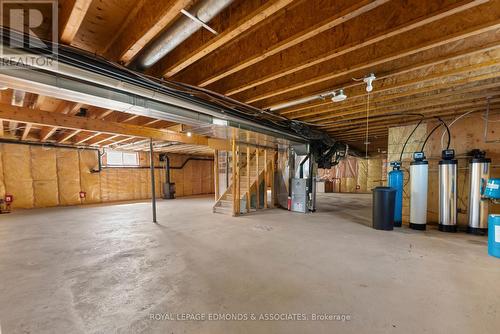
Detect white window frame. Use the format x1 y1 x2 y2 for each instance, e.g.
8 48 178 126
105 149 139 167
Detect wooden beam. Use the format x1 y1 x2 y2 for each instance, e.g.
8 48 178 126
171 0 388 86
104 0 194 63
0 120 3 137
97 109 115 120
21 123 31 140
214 0 487 96
104 136 135 147
155 0 294 78
75 132 101 145
90 134 120 146
59 0 93 44
0 104 207 145
58 129 81 143
122 115 140 123
39 126 58 142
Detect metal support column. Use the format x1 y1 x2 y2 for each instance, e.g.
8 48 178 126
150 138 157 223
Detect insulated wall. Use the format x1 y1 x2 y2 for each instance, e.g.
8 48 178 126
317 156 385 193
0 143 214 209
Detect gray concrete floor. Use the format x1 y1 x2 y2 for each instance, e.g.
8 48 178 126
0 193 499 334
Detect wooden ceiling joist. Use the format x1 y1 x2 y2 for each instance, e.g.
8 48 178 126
241 19 500 105
74 132 101 145
169 0 389 86
0 104 207 145
296 71 500 125
213 0 488 97
104 0 194 63
58 129 81 143
21 123 32 140
152 0 295 78
59 0 93 44
39 126 58 142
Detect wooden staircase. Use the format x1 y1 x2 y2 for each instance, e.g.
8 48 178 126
213 149 273 216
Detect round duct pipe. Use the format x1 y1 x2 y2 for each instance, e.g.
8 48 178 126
134 0 234 70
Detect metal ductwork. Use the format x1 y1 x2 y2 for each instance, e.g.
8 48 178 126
134 0 234 70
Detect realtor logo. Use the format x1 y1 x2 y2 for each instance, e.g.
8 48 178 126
0 0 58 69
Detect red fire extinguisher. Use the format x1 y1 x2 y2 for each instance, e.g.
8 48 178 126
287 196 292 211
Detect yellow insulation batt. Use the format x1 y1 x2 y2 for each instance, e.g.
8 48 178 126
2 144 34 208
56 149 82 206
367 158 383 190
79 150 101 204
357 159 368 192
31 146 59 207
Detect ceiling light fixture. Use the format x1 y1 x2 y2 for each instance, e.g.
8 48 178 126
331 89 347 102
363 73 376 92
186 131 192 137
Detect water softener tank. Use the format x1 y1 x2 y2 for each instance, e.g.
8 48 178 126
388 162 403 227
438 149 458 232
410 152 428 230
467 150 491 235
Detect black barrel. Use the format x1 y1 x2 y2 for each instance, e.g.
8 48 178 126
372 187 397 230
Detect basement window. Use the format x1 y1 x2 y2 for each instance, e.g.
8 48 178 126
105 149 139 167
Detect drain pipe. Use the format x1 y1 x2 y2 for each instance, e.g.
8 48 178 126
134 0 234 70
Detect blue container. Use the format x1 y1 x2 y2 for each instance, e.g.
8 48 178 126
485 178 500 200
488 214 500 258
388 169 404 227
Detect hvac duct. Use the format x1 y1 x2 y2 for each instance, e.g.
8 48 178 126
135 0 234 69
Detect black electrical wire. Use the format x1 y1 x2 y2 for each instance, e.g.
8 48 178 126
420 117 451 152
421 123 442 152
437 117 451 150
399 113 425 162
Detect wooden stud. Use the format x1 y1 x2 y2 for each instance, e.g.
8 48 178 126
264 149 268 209
256 147 260 210
270 151 276 209
246 145 251 213
214 149 219 201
